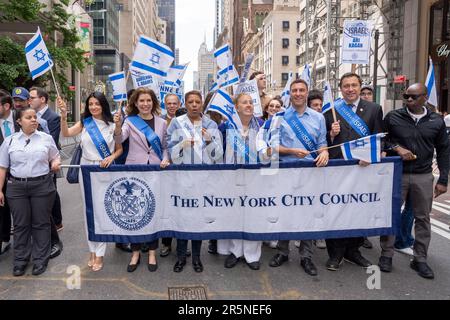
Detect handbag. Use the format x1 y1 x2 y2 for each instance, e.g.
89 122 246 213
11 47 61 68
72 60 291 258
66 144 82 184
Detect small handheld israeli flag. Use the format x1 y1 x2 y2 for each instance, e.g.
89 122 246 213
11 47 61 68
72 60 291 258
131 35 174 78
341 133 386 164
280 72 293 108
108 71 127 102
214 44 233 70
205 89 242 129
25 27 54 80
300 64 311 89
426 57 438 107
322 81 335 113
165 63 189 87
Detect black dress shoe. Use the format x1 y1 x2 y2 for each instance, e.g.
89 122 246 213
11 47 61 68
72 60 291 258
159 246 171 257
378 256 392 273
13 265 27 277
247 261 260 270
32 264 47 276
410 260 434 279
344 251 372 268
301 258 318 276
50 241 63 259
148 262 158 272
208 240 218 254
173 259 187 273
269 253 288 267
192 257 203 273
127 256 140 273
224 253 240 268
116 243 132 253
362 238 373 249
326 257 344 271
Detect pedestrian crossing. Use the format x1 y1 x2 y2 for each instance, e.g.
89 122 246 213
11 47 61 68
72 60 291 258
431 200 450 240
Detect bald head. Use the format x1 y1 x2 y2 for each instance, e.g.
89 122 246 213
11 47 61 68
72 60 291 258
407 83 427 96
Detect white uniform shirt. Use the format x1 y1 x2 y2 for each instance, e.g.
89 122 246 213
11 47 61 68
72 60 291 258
0 130 59 178
80 118 116 162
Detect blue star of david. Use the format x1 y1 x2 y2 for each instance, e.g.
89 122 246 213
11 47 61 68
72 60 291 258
33 49 46 62
225 104 235 115
150 53 161 65
352 140 366 148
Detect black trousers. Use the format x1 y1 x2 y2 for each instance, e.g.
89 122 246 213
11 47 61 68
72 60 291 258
0 183 11 242
326 237 364 260
162 237 172 247
51 176 62 226
131 240 158 252
177 240 201 259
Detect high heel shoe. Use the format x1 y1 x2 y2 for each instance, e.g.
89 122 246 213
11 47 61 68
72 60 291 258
92 256 103 272
127 255 140 273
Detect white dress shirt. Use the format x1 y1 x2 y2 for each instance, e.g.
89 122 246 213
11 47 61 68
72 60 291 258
0 112 15 139
80 118 116 162
0 130 59 178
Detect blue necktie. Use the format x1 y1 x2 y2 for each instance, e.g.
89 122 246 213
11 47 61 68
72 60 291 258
3 121 11 137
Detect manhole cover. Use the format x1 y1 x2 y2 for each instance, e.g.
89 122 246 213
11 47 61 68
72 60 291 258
168 286 208 300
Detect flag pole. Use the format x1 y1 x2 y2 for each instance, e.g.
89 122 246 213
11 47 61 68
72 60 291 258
331 105 337 123
50 68 61 98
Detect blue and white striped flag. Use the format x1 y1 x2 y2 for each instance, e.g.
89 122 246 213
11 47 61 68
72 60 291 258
108 71 127 102
210 65 240 91
426 57 438 107
214 44 233 70
164 63 189 87
300 64 311 89
130 36 174 78
281 72 293 108
205 89 242 129
341 133 386 164
25 27 54 80
322 81 335 113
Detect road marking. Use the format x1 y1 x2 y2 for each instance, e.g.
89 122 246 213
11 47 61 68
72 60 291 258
431 218 450 231
432 226 450 240
432 204 450 216
433 201 450 211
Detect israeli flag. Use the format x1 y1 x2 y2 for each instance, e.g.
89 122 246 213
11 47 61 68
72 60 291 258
205 89 242 129
281 72 293 108
301 64 311 89
130 35 174 78
25 27 54 80
214 65 240 90
214 44 233 70
341 133 386 164
108 71 127 102
426 57 438 107
164 63 189 87
322 81 335 113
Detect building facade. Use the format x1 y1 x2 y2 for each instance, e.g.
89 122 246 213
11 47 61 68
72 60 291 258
157 0 176 52
197 42 215 97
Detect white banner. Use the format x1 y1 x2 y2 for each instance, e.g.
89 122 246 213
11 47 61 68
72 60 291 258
341 20 374 65
234 79 263 117
83 159 401 243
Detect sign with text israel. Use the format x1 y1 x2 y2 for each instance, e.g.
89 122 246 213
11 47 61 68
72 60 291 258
341 20 374 65
82 158 402 243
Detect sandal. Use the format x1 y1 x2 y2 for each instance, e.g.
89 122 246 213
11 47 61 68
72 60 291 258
88 253 95 268
92 256 103 272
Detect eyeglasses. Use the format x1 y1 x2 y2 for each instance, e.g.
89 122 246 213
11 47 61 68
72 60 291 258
403 93 425 100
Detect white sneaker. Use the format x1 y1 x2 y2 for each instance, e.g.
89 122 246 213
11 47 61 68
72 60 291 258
269 241 278 249
294 241 300 248
314 239 327 249
394 247 414 256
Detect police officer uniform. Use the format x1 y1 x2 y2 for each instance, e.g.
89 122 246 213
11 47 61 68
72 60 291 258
0 130 59 276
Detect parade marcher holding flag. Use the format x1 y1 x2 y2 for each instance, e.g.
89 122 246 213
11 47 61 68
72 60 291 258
58 92 123 272
167 91 223 273
249 72 272 110
324 73 383 272
0 107 61 277
381 83 450 279
217 93 264 271
114 88 170 273
267 79 329 276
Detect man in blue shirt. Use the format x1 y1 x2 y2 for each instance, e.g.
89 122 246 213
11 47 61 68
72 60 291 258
268 79 329 276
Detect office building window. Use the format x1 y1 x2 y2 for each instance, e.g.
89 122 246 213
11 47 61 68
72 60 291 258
282 56 289 66
282 38 289 48
282 21 290 31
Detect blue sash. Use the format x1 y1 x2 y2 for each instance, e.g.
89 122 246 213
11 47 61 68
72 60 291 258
334 100 370 137
284 111 318 159
226 123 258 164
83 117 112 159
127 116 163 161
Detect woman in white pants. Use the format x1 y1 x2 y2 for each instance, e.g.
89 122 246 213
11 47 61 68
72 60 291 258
217 93 264 270
58 93 122 271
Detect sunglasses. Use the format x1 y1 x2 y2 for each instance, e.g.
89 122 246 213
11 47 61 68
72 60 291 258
403 93 425 100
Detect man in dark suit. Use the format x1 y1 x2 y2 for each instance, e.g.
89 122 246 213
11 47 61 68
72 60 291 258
0 93 20 255
29 87 63 258
323 73 384 271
